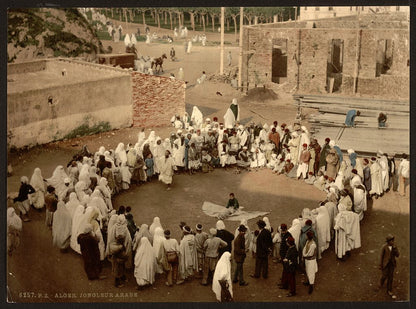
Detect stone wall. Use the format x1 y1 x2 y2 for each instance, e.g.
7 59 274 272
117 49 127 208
131 72 186 128
7 60 132 148
242 26 409 99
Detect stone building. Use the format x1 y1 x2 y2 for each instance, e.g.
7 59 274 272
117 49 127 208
241 11 409 99
299 6 409 21
7 58 185 148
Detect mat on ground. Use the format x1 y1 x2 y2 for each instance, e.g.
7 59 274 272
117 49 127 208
202 201 269 222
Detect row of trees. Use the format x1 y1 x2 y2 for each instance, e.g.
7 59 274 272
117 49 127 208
98 7 296 41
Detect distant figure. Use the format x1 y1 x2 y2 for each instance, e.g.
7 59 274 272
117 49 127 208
227 51 232 66
174 27 178 37
345 110 360 127
197 71 207 84
145 34 151 45
170 47 176 61
224 98 240 129
187 40 192 54
184 40 188 53
201 34 207 46
118 25 123 40
169 73 175 80
177 68 184 80
378 112 387 128
137 27 140 37
145 25 150 34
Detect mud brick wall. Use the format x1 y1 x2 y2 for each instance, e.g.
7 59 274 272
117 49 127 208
242 26 409 98
131 72 186 128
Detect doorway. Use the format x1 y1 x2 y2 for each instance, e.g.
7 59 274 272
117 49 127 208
326 39 344 93
272 38 287 84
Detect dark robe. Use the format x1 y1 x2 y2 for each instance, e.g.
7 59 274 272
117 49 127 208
216 229 235 257
230 104 239 120
279 231 292 259
298 225 318 257
77 232 102 280
363 166 372 193
319 143 331 169
256 229 273 258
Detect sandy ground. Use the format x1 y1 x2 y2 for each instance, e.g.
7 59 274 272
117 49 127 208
6 24 410 303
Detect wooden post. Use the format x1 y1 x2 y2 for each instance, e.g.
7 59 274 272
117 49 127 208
220 7 225 75
238 7 244 90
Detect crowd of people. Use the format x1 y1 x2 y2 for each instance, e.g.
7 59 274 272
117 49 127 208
7 98 409 301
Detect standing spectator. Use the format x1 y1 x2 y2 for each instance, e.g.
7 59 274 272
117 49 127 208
227 51 232 66
302 231 318 294
397 153 409 196
250 220 272 279
45 185 58 229
177 225 197 284
77 224 106 280
195 224 209 278
109 234 128 288
201 228 227 286
232 224 249 286
145 153 154 182
163 230 180 286
7 207 22 256
215 220 235 257
379 234 400 297
212 252 233 302
278 236 298 297
13 176 35 222
279 223 292 262
158 150 177 190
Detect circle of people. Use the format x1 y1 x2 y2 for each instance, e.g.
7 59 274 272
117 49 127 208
7 98 410 301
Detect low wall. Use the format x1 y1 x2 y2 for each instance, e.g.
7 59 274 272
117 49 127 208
131 72 186 127
7 60 133 148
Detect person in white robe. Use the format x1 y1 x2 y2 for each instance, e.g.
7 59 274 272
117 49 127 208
223 99 240 129
212 251 233 302
78 164 91 190
137 128 146 151
145 34 151 44
119 162 132 190
74 180 90 205
197 71 207 84
131 34 137 45
250 147 266 168
186 39 192 53
133 224 153 249
134 237 157 288
96 177 112 210
159 151 177 190
52 201 72 251
152 227 166 274
191 106 203 130
173 132 186 168
288 218 302 250
46 165 69 202
7 207 22 256
351 170 367 221
89 192 109 219
177 68 184 81
115 143 128 167
334 170 344 191
334 204 361 259
82 206 105 261
177 226 198 284
313 206 331 258
70 205 86 254
124 33 131 46
302 231 318 294
149 217 163 236
377 151 389 192
29 167 46 209
262 217 272 232
369 157 383 198
288 132 300 166
65 192 82 219
258 124 269 143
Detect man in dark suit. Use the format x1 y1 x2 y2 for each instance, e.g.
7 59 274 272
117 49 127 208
278 236 298 297
251 220 272 279
232 225 249 286
379 234 400 297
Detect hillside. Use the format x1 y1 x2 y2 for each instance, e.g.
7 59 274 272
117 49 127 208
7 8 105 63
